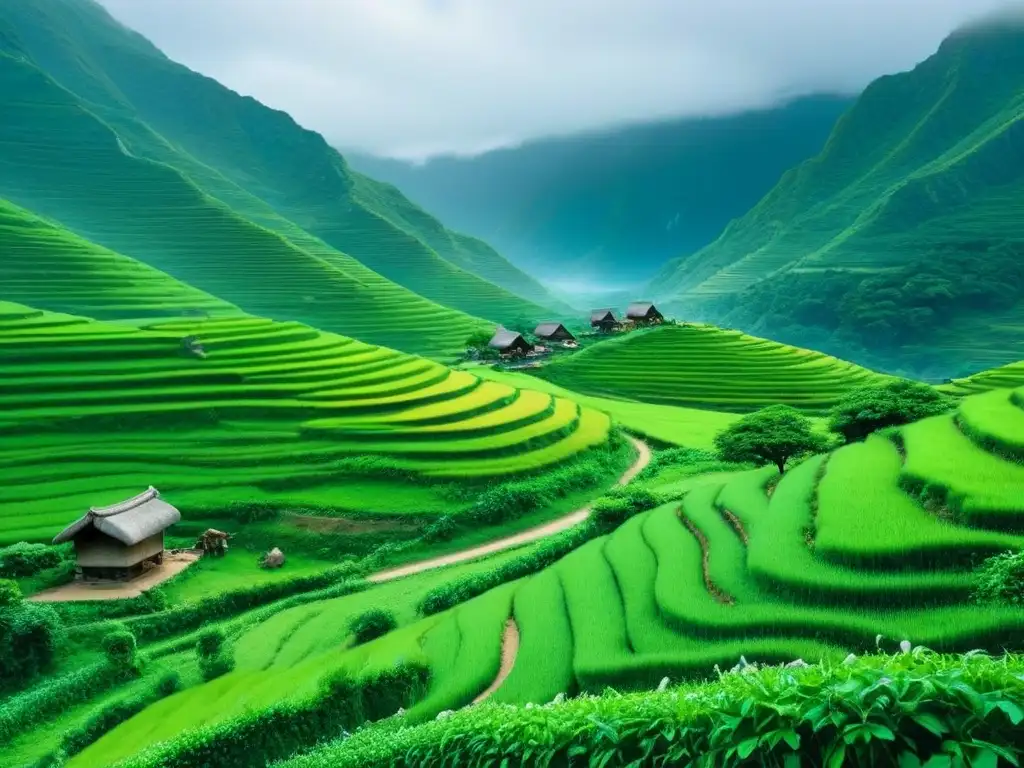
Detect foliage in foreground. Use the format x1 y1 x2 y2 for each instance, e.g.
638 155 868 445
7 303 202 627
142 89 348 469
828 380 956 444
281 650 1024 768
714 405 827 473
0 578 61 692
349 608 398 645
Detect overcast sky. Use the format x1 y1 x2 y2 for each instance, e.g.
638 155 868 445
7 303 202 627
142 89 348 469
97 0 1009 161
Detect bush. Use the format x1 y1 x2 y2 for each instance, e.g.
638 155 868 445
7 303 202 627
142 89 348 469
0 582 61 692
196 628 234 681
973 551 1024 606
103 627 138 669
111 663 431 768
0 542 63 578
349 608 398 645
0 577 22 607
715 405 828 473
591 486 663 531
829 379 956 443
422 516 456 544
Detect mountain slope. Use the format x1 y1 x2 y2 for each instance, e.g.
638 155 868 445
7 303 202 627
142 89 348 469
347 96 852 286
0 0 564 320
655 20 1024 379
0 49 495 359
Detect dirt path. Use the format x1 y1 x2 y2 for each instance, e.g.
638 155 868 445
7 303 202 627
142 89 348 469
472 618 519 704
29 551 200 602
368 435 651 584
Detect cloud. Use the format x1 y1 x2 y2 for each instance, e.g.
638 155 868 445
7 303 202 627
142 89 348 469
96 0 1012 160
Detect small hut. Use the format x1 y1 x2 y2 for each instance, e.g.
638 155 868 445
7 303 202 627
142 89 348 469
625 302 664 325
53 487 180 581
590 309 620 332
488 328 534 357
533 323 576 343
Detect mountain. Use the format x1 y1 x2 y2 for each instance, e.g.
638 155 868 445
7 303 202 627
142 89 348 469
347 96 852 287
654 19 1024 380
0 0 568 360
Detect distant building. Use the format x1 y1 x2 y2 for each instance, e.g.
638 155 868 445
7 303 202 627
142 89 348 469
488 327 534 357
590 309 620 332
53 487 181 581
625 302 664 325
533 322 576 342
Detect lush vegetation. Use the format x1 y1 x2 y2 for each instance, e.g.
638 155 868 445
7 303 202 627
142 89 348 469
535 325 888 412
283 651 1024 767
714 405 827 473
828 379 956 443
656 22 1024 379
0 302 612 547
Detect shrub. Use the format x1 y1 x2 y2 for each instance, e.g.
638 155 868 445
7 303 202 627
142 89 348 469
102 627 138 669
715 405 828 473
591 486 663 531
0 542 63 578
196 627 234 681
422 516 456 544
637 447 720 481
973 551 1024 606
349 608 397 645
0 577 22 607
828 379 956 443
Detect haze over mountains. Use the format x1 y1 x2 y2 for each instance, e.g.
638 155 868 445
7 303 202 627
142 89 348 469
347 95 852 288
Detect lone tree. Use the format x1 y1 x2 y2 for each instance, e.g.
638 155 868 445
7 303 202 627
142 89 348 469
828 379 955 444
715 405 827 474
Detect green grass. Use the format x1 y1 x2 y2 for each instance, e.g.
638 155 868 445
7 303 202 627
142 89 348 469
533 325 889 413
0 303 612 547
159 553 337 604
957 386 1024 459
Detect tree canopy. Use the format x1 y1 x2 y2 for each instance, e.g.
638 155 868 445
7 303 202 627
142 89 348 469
828 379 955 444
714 405 827 474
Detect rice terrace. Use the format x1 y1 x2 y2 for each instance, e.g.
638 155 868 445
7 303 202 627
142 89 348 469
1 2 1024 767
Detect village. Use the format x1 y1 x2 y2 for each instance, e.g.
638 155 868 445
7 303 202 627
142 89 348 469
480 300 667 366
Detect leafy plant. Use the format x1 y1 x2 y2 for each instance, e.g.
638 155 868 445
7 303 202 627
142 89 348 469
349 608 398 645
829 379 956 443
102 627 138 670
195 627 234 681
715 405 828 473
0 542 63 578
973 550 1024 606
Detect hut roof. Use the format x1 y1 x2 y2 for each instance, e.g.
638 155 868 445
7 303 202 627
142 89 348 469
53 487 180 546
534 322 569 338
488 328 529 350
590 309 617 323
626 302 659 319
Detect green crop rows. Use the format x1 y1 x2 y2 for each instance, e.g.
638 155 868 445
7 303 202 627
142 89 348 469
0 302 610 546
536 324 889 412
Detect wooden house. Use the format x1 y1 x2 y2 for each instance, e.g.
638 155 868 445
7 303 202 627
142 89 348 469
533 322 576 343
590 309 620 332
488 328 534 357
625 302 664 325
52 487 180 581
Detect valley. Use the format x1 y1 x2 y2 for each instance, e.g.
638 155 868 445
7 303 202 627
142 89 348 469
0 2 1022 767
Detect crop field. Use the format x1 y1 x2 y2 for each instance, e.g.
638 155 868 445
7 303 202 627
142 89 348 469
25 386 1020 768
0 302 611 546
534 325 889 412
942 359 1024 395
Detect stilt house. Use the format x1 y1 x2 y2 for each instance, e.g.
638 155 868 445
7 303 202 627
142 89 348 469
590 309 620 332
625 302 664 325
533 322 576 342
488 328 534 357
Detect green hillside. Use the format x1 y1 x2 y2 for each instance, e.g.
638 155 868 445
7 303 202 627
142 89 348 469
0 301 611 546
533 325 889 412
0 0 565 324
943 359 1024 395
655 21 1024 379
16 386 1021 768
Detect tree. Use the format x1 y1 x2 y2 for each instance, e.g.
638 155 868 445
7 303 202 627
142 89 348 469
714 405 827 474
828 379 955 444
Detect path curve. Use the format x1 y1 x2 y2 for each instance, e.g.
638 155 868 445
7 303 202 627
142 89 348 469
368 435 651 584
472 618 520 704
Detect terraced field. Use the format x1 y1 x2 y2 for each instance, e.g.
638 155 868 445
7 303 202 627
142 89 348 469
942 359 1024 396
37 386 1022 768
0 302 611 545
536 324 889 412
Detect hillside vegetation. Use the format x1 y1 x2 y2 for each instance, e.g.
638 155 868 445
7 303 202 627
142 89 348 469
655 21 1024 379
0 0 566 360
21 385 1021 768
534 325 889 412
0 302 611 546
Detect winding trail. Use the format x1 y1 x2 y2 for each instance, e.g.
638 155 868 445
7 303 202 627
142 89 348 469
368 435 651 584
472 619 520 704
